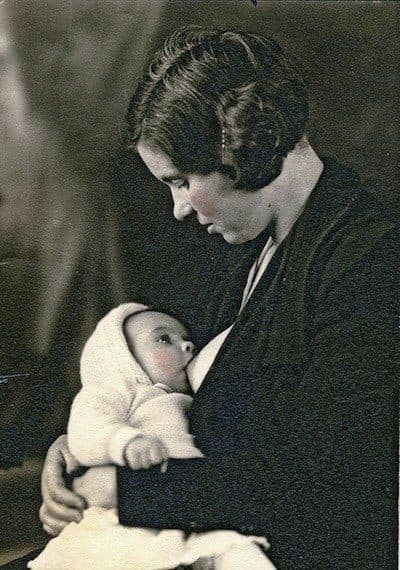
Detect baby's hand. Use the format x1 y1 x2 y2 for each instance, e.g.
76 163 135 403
123 435 169 470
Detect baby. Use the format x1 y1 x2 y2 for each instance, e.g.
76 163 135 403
68 302 203 510
29 303 273 569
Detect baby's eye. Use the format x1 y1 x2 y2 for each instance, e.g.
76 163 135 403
158 334 172 344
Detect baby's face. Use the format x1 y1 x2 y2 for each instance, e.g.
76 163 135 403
124 311 195 393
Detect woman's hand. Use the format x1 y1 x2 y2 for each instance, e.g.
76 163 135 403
39 434 87 536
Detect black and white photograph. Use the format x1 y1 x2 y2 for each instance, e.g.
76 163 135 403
0 1 398 568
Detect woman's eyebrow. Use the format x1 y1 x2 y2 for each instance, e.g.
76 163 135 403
160 174 184 183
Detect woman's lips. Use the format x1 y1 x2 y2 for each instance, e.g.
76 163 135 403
207 224 218 234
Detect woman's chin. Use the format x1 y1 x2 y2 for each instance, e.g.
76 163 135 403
221 231 250 245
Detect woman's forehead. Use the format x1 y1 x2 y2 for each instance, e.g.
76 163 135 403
137 138 181 181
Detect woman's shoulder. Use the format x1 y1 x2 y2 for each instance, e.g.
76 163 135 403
288 157 397 285
297 157 396 246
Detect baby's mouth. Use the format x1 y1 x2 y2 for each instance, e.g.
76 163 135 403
183 355 195 371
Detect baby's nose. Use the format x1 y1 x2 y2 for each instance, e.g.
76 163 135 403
182 340 195 354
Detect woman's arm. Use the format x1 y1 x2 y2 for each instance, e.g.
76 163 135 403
39 435 86 536
118 453 277 534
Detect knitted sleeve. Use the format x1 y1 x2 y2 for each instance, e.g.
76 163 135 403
68 302 152 466
68 381 143 466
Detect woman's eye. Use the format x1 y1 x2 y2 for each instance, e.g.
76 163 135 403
158 334 172 344
171 179 187 189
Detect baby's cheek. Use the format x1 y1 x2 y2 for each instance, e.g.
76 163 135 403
151 349 181 375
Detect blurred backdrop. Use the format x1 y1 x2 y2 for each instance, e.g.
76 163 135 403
1 0 399 429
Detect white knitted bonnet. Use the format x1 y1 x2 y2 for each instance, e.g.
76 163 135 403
80 302 153 389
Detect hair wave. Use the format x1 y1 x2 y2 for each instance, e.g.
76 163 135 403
126 26 309 190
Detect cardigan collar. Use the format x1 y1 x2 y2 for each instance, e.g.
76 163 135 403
204 157 361 345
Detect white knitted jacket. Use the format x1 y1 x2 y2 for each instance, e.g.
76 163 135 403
68 303 203 466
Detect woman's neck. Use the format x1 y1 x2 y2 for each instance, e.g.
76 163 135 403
259 139 324 244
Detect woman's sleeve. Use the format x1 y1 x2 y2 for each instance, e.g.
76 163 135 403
118 229 397 553
118 452 281 533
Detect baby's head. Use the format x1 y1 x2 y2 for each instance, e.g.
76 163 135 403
123 310 195 393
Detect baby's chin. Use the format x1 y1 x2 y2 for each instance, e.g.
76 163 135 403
164 371 191 394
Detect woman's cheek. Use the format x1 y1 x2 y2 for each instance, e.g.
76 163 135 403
190 189 215 218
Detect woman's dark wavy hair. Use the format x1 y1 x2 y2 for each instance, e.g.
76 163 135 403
126 26 309 190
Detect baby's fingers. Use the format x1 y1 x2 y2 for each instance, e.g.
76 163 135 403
126 452 143 470
149 444 169 466
140 448 153 469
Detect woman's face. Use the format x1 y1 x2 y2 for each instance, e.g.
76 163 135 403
137 139 272 244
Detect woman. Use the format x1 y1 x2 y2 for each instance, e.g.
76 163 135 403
39 27 397 568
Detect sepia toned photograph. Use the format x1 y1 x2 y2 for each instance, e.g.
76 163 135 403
1 1 398 568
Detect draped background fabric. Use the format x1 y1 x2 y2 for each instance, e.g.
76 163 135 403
1 0 398 428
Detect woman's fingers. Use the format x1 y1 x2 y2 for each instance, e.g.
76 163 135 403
41 513 72 537
42 523 58 537
41 435 86 510
46 495 83 522
40 506 61 536
39 434 86 536
46 477 86 510
39 502 80 536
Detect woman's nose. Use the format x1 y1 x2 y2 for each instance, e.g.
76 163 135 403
171 190 194 221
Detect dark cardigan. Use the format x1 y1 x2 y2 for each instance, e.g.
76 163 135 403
118 159 398 569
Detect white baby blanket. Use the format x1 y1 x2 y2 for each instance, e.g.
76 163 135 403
28 507 275 569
